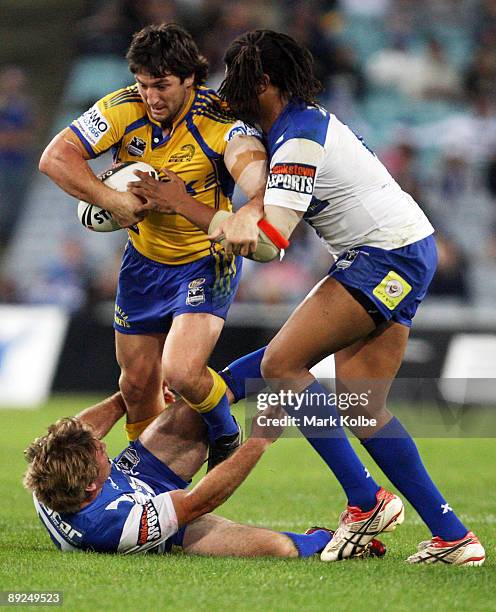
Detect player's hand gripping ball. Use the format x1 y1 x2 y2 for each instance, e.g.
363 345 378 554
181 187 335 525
77 161 158 232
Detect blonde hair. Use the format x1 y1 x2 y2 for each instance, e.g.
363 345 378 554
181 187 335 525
24 418 99 514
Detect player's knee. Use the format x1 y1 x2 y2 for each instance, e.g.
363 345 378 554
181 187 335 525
262 348 309 382
119 369 156 405
260 350 288 380
275 535 299 558
163 363 201 397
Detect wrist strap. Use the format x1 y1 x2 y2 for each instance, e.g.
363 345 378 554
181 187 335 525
257 219 290 250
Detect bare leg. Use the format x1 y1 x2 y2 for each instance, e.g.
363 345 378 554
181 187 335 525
139 401 208 482
335 321 410 438
261 277 375 387
182 514 297 558
116 332 166 423
162 313 225 403
259 277 383 512
162 313 239 443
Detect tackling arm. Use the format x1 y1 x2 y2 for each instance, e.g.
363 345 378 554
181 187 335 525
169 406 283 526
75 392 126 439
170 438 271 526
127 134 268 232
223 134 267 201
208 204 303 262
210 135 268 256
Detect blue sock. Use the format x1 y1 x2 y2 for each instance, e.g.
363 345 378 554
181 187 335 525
289 380 380 511
363 417 468 541
283 530 332 557
219 347 267 402
200 393 238 442
220 354 380 510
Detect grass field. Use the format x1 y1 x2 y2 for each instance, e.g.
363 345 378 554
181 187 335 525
0 395 494 611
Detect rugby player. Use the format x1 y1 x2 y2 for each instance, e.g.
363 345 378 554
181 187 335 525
128 31 485 566
23 390 386 558
39 24 268 469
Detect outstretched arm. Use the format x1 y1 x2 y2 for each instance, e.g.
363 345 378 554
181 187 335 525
208 204 302 262
75 392 127 439
75 386 176 439
127 133 267 231
170 438 270 526
169 408 283 526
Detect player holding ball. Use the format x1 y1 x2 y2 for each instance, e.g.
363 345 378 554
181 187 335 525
39 24 268 469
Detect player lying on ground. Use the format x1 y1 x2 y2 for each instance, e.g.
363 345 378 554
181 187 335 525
127 30 485 566
23 391 386 558
39 23 269 470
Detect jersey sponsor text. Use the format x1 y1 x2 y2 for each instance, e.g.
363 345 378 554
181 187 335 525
267 163 316 194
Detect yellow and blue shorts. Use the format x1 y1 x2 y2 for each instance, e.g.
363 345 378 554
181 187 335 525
114 242 242 334
329 234 437 328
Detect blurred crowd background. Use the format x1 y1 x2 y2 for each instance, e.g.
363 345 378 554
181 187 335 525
2 0 496 315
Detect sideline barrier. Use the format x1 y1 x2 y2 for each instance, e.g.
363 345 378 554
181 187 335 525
0 306 69 408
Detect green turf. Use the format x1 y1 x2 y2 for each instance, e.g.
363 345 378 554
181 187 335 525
0 396 494 611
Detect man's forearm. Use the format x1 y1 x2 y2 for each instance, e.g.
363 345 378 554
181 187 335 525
76 392 126 439
175 194 217 233
39 129 121 211
181 438 270 520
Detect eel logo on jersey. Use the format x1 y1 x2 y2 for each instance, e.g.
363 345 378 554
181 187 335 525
188 277 206 289
373 271 412 310
116 447 141 475
127 136 146 157
267 163 316 195
137 500 161 545
169 144 195 163
75 105 109 146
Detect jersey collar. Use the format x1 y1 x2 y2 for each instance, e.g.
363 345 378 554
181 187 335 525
266 99 307 154
148 88 197 148
266 100 294 153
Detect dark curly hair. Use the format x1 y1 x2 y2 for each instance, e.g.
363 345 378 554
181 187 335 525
219 30 322 123
126 23 209 85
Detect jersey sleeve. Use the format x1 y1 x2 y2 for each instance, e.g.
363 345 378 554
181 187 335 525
224 120 263 143
117 493 178 554
86 492 179 554
70 94 128 158
264 137 326 212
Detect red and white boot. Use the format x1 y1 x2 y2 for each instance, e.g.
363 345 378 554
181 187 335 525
321 488 404 561
406 532 485 566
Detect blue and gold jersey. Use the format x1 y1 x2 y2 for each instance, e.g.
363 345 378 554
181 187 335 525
70 85 259 264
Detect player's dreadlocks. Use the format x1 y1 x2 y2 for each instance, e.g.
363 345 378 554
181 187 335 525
219 30 322 124
127 23 209 86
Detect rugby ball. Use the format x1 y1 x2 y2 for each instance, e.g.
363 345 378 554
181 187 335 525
77 161 158 232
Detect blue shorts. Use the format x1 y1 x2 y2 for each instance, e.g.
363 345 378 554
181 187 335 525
114 440 188 550
329 234 438 327
114 242 242 334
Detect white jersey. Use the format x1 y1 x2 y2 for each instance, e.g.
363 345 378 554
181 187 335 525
264 102 434 258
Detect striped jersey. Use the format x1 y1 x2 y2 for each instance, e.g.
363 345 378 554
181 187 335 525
71 85 259 264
